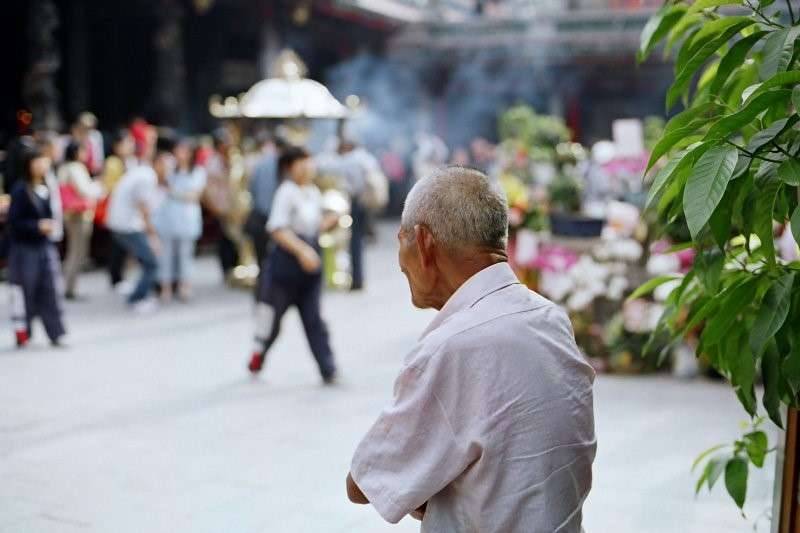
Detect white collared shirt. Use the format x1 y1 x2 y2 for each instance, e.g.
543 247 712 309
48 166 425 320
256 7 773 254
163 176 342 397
266 180 322 239
351 262 596 532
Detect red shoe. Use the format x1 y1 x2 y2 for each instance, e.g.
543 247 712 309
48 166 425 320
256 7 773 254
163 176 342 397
248 352 264 374
15 330 29 348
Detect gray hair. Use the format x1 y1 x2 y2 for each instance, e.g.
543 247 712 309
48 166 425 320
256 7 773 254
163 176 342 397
401 166 508 251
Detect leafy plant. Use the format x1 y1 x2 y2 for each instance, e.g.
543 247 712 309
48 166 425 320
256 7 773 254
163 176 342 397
549 173 583 213
498 105 571 151
639 0 800 512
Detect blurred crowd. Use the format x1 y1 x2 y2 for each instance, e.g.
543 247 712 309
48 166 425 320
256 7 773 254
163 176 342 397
0 112 428 349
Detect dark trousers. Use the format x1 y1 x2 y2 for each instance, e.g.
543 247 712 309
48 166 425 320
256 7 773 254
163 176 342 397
217 232 239 278
113 231 157 304
255 267 336 379
349 198 366 289
8 243 66 342
245 210 270 297
108 237 127 286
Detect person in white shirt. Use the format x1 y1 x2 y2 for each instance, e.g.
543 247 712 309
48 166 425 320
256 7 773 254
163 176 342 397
347 166 596 532
106 141 167 313
58 141 104 300
247 146 338 384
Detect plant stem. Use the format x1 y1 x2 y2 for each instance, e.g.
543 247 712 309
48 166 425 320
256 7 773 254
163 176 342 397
772 142 794 159
725 140 784 163
745 0 785 28
786 0 796 25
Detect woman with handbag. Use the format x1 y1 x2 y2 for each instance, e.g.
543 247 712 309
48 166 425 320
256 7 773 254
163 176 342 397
7 145 67 347
247 146 338 384
59 141 103 300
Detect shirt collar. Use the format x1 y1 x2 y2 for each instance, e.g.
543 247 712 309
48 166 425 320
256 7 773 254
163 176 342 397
420 262 520 340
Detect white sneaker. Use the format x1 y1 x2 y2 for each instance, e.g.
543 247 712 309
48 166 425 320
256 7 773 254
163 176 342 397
115 280 135 297
131 298 159 315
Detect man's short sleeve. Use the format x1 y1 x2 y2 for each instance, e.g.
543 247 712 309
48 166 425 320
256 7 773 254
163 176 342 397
350 358 478 524
266 184 292 232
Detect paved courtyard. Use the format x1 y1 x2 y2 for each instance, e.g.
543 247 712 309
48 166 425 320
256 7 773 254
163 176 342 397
0 222 778 532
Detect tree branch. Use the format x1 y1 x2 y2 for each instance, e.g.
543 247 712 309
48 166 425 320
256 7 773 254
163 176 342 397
745 0 785 28
724 139 784 163
771 142 794 159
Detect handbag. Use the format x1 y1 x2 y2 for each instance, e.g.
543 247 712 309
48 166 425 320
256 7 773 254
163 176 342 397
59 183 92 214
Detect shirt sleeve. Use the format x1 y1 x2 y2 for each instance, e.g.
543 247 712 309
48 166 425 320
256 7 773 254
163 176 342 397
266 184 292 232
350 357 479 524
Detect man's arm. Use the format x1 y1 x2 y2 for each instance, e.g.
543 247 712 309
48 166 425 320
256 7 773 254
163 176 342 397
346 472 369 504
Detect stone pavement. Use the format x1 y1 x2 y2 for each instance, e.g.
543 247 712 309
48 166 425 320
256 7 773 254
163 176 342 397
0 222 778 533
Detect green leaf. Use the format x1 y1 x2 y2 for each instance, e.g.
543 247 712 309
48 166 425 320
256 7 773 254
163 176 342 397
667 15 704 56
646 157 683 210
730 332 757 415
750 273 795 356
705 90 793 140
628 275 681 301
744 431 768 468
783 342 800 396
639 6 689 62
702 279 757 346
697 250 725 293
683 296 720 335
709 194 733 249
687 0 742 15
667 18 756 109
684 145 739 238
707 456 728 489
792 206 800 247
725 457 748 508
778 159 800 186
761 341 785 428
753 172 781 266
744 71 800 105
696 459 712 493
745 116 799 154
793 85 800 112
692 443 729 471
647 127 701 171
665 103 721 137
760 27 800 81
710 31 768 96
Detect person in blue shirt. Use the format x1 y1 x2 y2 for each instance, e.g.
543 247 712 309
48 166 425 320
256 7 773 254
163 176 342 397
156 139 207 302
245 135 283 288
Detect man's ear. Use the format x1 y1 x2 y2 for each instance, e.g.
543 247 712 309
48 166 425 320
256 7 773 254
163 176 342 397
414 224 436 268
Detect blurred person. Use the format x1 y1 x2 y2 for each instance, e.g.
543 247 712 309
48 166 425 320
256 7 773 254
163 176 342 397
347 167 596 531
101 129 136 289
449 146 471 167
37 133 64 245
156 139 206 302
334 140 379 291
412 132 449 182
244 135 281 285
58 141 103 300
247 146 338 384
202 132 240 282
7 145 67 347
71 112 104 176
106 136 164 314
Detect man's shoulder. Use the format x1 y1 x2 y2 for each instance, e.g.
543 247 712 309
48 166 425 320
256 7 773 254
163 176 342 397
429 290 569 354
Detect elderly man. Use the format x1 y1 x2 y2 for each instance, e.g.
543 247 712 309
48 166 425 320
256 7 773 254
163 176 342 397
347 167 596 532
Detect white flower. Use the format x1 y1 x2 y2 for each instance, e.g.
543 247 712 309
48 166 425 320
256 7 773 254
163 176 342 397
647 254 681 276
654 278 683 302
607 276 629 300
567 290 595 312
